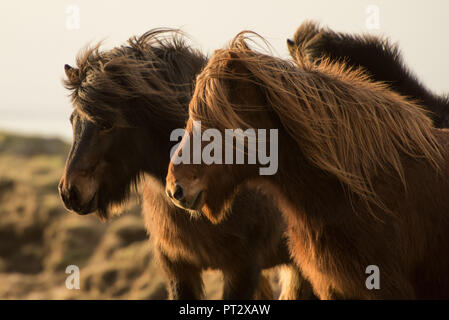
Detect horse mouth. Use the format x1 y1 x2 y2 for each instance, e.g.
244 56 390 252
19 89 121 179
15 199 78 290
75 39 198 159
73 192 98 215
173 190 204 212
190 190 204 211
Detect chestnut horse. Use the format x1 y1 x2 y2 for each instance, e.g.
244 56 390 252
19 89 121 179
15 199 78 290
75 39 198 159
166 32 449 299
287 21 449 127
59 29 314 300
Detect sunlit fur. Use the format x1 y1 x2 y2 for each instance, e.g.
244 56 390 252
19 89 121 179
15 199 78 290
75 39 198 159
64 28 201 131
287 21 449 127
171 32 449 298
61 29 314 300
62 29 206 219
190 32 442 216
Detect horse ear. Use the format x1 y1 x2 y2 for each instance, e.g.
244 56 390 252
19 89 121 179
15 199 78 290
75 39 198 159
64 64 79 82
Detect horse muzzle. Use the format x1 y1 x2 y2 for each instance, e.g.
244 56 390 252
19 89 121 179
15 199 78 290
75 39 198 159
166 181 204 211
59 178 98 215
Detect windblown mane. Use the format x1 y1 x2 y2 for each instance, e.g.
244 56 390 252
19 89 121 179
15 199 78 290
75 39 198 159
289 21 404 68
64 28 206 128
288 21 449 128
190 32 443 212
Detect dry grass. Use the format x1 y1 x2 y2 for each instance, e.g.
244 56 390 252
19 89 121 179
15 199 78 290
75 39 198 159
0 131 228 299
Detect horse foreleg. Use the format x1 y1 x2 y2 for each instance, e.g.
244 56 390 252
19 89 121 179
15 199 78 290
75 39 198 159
157 250 204 300
278 264 317 300
222 266 265 299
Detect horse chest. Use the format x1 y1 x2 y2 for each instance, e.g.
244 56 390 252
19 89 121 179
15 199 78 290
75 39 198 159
151 210 225 267
278 198 341 297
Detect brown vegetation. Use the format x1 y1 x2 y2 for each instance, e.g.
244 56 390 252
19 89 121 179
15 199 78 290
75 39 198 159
0 131 247 299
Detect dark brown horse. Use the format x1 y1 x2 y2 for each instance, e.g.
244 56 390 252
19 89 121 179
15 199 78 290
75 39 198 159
166 32 449 299
59 29 314 299
287 21 449 127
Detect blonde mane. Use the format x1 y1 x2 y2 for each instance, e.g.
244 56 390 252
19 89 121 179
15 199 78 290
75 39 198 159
190 32 443 213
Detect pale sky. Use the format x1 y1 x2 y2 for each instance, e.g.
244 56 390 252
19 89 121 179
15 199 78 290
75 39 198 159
1 0 448 140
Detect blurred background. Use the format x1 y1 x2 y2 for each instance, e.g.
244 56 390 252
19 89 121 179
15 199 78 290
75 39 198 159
0 0 447 299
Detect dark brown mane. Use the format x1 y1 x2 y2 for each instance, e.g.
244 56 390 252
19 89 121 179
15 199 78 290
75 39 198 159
190 32 443 214
64 28 206 129
61 30 313 300
287 21 449 128
167 31 449 299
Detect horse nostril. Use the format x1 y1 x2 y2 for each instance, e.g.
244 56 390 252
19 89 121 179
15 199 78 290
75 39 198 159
69 186 80 205
60 186 73 210
173 183 184 201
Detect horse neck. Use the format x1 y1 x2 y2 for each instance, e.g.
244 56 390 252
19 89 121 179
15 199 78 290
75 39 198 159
270 128 441 226
139 59 205 183
269 131 351 224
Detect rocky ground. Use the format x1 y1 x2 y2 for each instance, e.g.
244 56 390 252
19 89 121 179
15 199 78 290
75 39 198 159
0 131 234 299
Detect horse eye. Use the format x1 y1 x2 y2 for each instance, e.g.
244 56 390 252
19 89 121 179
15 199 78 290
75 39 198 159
98 122 113 132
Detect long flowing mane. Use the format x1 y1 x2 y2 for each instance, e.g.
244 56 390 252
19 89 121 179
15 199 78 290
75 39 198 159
190 32 443 212
288 21 449 128
64 28 206 128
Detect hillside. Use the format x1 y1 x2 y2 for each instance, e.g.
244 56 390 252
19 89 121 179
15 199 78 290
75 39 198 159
0 131 227 299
